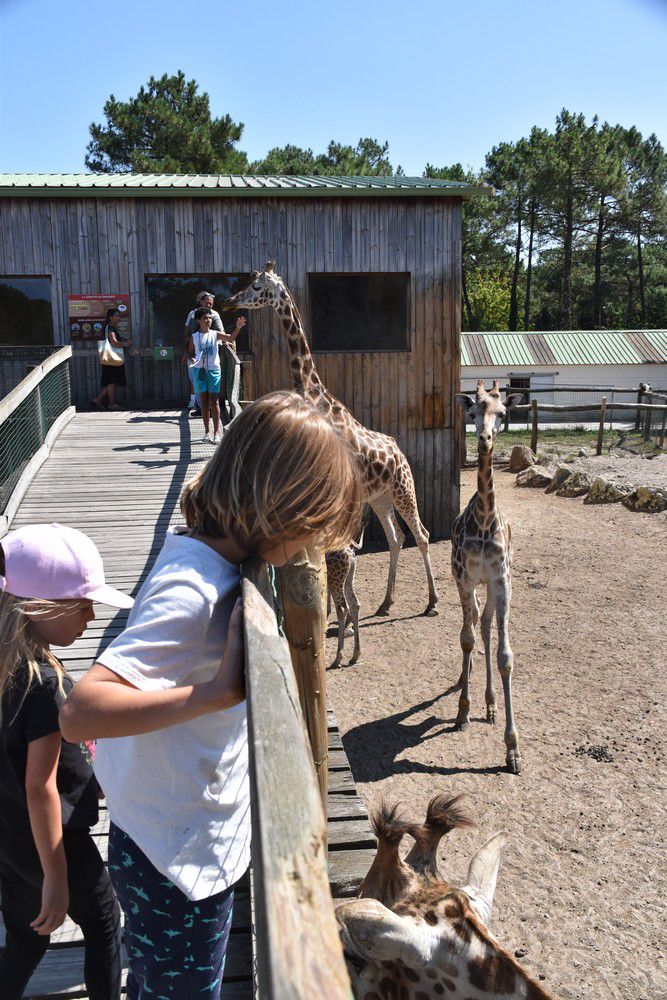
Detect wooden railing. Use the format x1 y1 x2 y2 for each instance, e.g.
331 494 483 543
0 346 74 536
241 559 351 999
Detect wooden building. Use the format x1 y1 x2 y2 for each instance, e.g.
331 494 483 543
0 173 477 536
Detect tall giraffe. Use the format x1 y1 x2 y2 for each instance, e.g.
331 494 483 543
223 262 438 617
451 380 523 774
336 794 558 1000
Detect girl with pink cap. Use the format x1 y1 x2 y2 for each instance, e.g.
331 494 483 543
0 523 132 1000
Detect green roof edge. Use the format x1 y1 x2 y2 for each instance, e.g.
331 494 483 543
0 173 487 200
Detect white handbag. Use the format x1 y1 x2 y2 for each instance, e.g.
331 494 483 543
98 337 124 367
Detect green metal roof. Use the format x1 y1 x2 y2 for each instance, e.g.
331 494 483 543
0 173 483 199
462 331 667 367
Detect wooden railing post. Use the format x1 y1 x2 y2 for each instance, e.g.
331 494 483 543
274 545 329 805
242 561 351 999
596 397 606 456
530 398 538 454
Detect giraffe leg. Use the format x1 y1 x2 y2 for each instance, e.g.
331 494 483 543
454 585 477 730
370 494 405 616
480 590 496 724
332 596 349 669
344 557 361 665
496 582 522 774
393 490 438 616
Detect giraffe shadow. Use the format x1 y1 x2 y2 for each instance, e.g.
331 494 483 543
341 693 504 781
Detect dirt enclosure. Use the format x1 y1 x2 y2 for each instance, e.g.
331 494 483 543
327 466 666 1000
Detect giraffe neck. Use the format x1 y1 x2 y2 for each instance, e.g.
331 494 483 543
277 295 324 399
462 925 555 999
474 444 497 529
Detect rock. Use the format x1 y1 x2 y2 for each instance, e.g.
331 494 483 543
545 465 574 494
536 452 559 467
622 486 667 513
578 447 593 457
584 477 635 505
509 445 536 472
555 471 593 498
516 465 554 488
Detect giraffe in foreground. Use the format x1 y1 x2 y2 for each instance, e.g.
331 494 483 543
452 380 523 773
336 795 558 1000
223 262 438 617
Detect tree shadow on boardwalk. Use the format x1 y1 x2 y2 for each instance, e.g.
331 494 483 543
342 691 503 781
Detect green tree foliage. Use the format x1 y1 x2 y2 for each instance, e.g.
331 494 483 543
428 112 666 331
85 72 248 173
251 138 394 175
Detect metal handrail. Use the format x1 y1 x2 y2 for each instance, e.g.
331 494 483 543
0 346 74 533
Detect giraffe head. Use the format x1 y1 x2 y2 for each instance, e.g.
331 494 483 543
337 796 554 999
222 260 287 312
455 380 523 454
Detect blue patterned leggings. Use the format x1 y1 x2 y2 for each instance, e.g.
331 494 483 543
108 823 234 1000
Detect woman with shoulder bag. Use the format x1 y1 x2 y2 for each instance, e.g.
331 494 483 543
92 309 132 412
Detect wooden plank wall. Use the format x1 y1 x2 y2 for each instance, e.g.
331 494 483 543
0 196 461 536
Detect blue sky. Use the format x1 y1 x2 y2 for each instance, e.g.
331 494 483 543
0 0 665 176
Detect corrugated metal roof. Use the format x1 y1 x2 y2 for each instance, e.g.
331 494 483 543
462 331 667 366
0 173 483 199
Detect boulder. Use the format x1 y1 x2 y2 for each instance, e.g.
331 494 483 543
545 465 574 494
622 486 667 513
536 452 559 467
584 477 635 505
516 465 554 488
509 445 536 472
555 471 593 498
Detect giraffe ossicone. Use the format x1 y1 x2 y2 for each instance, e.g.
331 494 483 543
223 262 439 620
336 794 558 1000
451 379 524 773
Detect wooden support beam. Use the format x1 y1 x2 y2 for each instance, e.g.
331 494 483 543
596 397 606 456
530 398 538 454
274 546 329 805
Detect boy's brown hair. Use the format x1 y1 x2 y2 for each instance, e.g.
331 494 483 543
181 391 362 555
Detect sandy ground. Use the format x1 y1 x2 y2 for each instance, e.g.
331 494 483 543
327 466 666 1000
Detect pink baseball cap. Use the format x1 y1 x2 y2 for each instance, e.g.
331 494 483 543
0 523 134 609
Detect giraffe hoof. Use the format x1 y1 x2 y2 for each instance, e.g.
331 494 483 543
375 604 391 617
349 654 360 666
454 718 470 732
506 750 522 774
424 606 439 617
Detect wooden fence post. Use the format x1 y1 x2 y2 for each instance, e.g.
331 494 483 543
596 397 607 456
530 398 538 454
274 545 328 806
660 410 667 449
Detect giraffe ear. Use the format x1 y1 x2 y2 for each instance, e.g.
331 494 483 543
336 898 434 968
504 393 524 410
455 393 476 415
461 832 506 926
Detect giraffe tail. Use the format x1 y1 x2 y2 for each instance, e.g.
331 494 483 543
404 794 476 876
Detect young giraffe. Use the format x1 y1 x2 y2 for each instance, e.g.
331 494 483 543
336 795 558 1000
452 380 523 774
326 539 362 669
223 262 438 617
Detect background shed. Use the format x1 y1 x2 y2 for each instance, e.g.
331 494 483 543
0 173 475 538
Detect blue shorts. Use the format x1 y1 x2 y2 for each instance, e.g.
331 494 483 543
194 367 221 394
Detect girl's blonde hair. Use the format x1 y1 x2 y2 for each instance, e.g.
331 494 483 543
0 579 67 722
181 391 363 555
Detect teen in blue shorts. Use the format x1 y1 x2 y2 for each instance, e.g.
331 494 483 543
187 307 229 444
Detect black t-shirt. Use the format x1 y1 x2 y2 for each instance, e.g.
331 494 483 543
0 662 99 834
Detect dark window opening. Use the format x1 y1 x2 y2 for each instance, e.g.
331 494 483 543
146 275 251 352
0 277 54 345
309 273 410 352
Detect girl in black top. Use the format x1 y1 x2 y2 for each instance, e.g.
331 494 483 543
92 308 133 412
0 524 131 1000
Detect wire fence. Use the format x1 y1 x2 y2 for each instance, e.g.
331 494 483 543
0 354 71 515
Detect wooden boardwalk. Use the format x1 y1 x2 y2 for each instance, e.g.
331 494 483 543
3 410 375 998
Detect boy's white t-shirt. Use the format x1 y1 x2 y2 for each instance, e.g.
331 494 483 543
94 529 249 901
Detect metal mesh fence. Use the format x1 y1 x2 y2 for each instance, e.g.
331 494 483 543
0 359 71 514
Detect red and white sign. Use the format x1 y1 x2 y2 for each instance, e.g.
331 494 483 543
67 294 131 341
